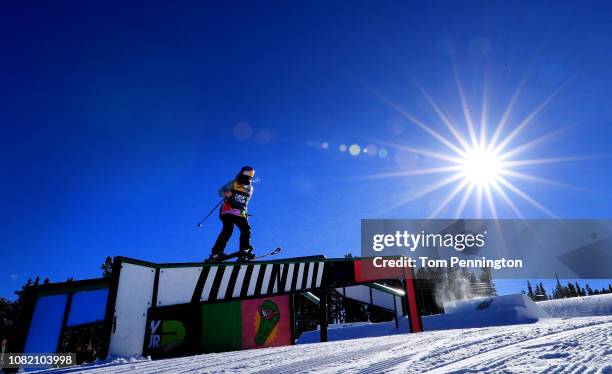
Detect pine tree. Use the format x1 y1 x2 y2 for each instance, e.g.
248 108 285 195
575 281 585 297
478 267 496 296
526 280 535 300
101 256 113 279
0 277 40 353
327 291 345 324
553 275 566 299
293 294 319 339
343 298 368 323
538 282 548 298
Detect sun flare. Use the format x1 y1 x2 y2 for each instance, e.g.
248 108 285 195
460 147 502 186
365 67 585 219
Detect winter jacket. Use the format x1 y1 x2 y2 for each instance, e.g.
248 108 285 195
218 179 253 217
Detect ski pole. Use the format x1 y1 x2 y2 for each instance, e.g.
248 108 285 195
197 198 224 227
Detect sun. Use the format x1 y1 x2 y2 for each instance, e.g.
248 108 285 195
363 64 584 219
460 147 502 186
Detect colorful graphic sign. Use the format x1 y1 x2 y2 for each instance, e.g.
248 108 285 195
144 295 291 358
147 320 186 352
144 305 201 358
241 296 290 349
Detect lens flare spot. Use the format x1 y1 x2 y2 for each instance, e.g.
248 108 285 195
365 144 378 156
233 122 253 141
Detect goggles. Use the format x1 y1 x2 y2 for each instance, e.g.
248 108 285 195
241 169 255 178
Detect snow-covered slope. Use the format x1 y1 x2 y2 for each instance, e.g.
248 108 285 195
538 293 612 317
35 294 612 373
39 316 612 373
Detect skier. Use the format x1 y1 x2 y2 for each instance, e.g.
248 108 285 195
209 166 255 261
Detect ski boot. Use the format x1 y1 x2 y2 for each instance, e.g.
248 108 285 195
207 252 226 263
237 246 255 262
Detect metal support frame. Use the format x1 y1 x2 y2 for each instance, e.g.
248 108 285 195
55 292 74 353
319 290 329 342
393 297 399 329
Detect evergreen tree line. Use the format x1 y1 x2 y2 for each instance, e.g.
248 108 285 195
1 276 50 354
522 277 612 301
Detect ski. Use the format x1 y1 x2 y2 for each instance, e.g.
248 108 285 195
205 247 281 263
251 247 281 260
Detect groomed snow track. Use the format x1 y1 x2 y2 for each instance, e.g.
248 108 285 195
38 316 612 373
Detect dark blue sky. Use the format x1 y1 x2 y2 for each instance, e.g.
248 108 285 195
2 1 612 298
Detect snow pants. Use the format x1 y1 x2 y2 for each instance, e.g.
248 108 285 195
211 213 251 255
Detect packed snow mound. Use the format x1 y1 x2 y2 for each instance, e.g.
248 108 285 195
537 293 612 317
37 316 612 373
443 293 549 317
425 293 550 331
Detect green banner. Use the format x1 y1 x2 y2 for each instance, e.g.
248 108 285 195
201 301 242 353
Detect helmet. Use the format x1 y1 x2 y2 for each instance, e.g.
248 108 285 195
240 166 255 178
237 166 255 184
